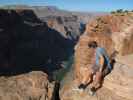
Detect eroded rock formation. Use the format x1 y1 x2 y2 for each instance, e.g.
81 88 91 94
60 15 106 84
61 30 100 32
0 7 98 100
60 55 133 100
0 9 75 73
0 71 55 100
60 13 133 100
44 15 81 41
85 14 133 55
0 9 76 100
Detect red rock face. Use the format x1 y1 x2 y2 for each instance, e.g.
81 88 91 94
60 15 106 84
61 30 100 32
74 13 133 88
60 13 133 100
74 33 114 81
85 14 133 55
85 15 127 34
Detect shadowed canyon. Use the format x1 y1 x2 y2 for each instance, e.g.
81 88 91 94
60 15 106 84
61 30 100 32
0 6 133 100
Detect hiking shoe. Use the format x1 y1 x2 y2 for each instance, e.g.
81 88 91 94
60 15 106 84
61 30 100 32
78 84 86 90
89 87 96 96
72 87 84 92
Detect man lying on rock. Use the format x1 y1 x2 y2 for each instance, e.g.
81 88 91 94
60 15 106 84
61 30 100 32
77 41 115 96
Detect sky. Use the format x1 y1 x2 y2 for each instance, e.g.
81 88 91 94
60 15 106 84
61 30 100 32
0 0 132 12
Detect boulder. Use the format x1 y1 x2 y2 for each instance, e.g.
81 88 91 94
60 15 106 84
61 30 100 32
0 71 55 100
60 55 133 100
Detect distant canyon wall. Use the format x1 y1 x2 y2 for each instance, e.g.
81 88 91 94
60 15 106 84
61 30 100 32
0 9 80 74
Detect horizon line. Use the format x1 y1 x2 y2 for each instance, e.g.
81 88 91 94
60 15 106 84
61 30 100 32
0 4 132 13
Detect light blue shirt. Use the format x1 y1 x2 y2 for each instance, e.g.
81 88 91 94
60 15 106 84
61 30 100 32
95 47 112 70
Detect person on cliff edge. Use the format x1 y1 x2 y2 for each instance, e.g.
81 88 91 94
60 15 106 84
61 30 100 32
78 41 116 96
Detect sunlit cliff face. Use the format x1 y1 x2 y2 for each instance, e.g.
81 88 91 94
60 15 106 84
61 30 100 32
84 13 133 56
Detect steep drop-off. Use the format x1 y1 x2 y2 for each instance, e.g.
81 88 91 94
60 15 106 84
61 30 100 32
0 9 76 74
60 13 133 100
0 9 79 100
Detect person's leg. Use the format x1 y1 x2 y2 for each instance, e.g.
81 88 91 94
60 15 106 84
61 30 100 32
81 68 93 84
90 67 111 89
89 65 112 96
89 71 102 96
78 68 93 89
92 71 102 89
102 67 111 78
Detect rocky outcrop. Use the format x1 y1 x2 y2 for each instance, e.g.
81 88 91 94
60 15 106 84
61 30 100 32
74 32 114 81
0 8 99 100
60 13 133 100
32 6 91 41
0 9 77 99
60 52 133 100
45 15 81 41
32 6 105 41
0 9 74 100
73 14 133 82
1 5 107 43
60 63 133 100
0 71 55 100
85 14 133 55
103 58 133 100
0 7 106 100
60 55 133 100
0 9 75 74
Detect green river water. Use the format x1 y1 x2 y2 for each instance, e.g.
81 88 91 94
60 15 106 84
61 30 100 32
53 55 74 82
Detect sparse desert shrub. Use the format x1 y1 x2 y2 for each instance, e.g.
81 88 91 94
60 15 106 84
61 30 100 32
111 11 115 14
124 10 129 13
116 9 123 13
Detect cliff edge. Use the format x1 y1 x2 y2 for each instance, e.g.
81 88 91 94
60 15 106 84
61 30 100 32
60 13 133 100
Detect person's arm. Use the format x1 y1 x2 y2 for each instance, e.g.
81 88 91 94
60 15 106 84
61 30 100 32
99 55 104 72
